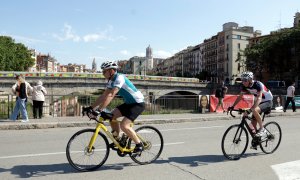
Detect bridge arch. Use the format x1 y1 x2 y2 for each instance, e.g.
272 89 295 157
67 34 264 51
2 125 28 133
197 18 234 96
150 91 200 113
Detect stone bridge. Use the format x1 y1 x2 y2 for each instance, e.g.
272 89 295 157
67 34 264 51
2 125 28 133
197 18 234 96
0 76 212 97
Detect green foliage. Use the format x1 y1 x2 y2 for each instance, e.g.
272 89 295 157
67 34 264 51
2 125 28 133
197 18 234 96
244 27 300 80
0 36 35 71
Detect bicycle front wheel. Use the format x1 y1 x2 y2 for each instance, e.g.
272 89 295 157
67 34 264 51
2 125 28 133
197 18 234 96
129 126 164 165
260 121 282 154
221 124 249 160
66 129 110 171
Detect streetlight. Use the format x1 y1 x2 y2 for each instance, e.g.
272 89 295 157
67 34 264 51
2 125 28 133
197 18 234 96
39 63 41 76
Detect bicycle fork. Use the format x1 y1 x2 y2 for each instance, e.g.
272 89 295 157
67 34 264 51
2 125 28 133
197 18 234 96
87 123 103 153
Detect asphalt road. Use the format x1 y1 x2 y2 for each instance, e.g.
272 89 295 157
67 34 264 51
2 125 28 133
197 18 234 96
0 115 299 180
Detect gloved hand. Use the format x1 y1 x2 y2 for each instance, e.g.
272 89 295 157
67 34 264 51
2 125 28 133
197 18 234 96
245 109 252 114
227 106 234 111
82 106 93 116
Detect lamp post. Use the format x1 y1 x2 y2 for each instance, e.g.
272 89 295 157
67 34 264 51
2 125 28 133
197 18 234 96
38 63 41 77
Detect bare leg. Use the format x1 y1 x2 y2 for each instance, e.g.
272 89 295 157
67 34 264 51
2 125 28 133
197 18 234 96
221 102 225 111
120 118 141 144
111 108 123 136
252 106 263 129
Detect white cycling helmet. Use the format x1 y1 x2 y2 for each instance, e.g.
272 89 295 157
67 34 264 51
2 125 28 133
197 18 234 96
100 61 118 70
241 71 254 80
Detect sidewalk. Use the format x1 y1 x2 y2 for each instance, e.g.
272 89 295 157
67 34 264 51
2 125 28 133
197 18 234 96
0 110 299 130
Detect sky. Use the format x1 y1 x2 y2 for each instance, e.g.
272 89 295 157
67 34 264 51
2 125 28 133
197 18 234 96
0 0 299 69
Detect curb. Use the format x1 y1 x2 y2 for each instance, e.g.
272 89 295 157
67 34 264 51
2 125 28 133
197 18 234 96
0 116 234 130
0 111 298 130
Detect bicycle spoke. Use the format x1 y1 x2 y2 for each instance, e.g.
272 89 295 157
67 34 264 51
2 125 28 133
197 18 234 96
222 125 248 160
130 126 164 165
66 129 110 171
260 121 282 154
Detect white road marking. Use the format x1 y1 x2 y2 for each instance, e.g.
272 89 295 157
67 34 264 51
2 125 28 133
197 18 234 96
271 160 300 180
0 142 184 160
161 126 223 132
0 152 66 159
164 142 184 146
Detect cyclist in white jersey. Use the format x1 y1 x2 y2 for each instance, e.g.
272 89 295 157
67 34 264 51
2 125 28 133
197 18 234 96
89 61 145 153
229 72 273 140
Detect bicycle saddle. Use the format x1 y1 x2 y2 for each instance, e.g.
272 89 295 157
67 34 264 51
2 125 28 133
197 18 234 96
264 109 271 115
101 111 113 120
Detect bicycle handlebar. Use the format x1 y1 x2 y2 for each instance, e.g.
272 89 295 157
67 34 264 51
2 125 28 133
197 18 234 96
82 107 113 121
227 108 251 118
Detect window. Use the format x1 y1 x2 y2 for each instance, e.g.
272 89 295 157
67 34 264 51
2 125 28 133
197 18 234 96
237 35 241 39
238 43 241 49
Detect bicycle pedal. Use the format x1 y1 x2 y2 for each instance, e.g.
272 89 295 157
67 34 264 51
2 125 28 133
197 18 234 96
131 152 142 158
260 137 268 142
109 143 118 151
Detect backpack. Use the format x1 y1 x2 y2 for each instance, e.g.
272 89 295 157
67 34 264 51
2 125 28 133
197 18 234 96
215 88 222 98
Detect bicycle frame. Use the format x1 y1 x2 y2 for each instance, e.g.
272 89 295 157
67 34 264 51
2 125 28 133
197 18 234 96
235 111 267 139
87 116 135 154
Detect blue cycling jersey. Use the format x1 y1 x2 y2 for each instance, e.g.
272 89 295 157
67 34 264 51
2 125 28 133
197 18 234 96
107 73 144 104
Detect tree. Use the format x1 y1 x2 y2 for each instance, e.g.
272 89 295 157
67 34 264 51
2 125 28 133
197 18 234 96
244 27 300 81
0 36 35 71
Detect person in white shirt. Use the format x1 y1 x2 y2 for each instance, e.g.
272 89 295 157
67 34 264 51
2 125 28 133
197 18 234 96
32 80 47 119
283 81 296 112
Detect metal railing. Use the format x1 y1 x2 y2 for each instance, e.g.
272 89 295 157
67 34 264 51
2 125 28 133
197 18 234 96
0 94 200 119
1 94 298 119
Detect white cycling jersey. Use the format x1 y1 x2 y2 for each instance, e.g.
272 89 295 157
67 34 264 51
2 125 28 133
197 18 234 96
241 80 273 102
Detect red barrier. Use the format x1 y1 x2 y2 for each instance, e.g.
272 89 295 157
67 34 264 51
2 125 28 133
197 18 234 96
210 94 254 112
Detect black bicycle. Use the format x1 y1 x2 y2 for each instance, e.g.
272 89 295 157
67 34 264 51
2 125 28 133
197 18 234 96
221 108 282 160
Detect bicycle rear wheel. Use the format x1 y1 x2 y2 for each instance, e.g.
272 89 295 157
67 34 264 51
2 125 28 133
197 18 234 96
66 129 110 171
221 124 249 160
129 126 164 165
260 121 282 154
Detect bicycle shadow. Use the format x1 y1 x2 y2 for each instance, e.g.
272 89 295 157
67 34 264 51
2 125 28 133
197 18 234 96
0 162 137 178
171 154 226 166
155 152 265 167
0 153 265 177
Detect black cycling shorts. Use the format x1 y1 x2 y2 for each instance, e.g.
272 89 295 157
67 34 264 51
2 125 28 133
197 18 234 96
116 102 145 121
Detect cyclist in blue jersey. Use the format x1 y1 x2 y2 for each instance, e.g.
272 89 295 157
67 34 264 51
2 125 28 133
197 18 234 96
229 72 273 140
89 61 145 153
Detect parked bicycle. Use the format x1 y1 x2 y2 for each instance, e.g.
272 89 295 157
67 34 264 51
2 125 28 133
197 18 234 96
221 108 282 160
66 107 164 171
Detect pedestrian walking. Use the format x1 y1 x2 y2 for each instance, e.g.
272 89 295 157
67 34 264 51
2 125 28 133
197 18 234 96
32 80 47 119
214 86 228 113
11 75 32 122
283 81 296 112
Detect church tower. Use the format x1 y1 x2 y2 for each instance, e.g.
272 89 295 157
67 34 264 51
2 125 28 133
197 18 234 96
294 12 300 27
146 45 153 70
92 58 97 72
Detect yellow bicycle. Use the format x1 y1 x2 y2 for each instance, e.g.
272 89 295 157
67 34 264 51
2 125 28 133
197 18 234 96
66 108 164 171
